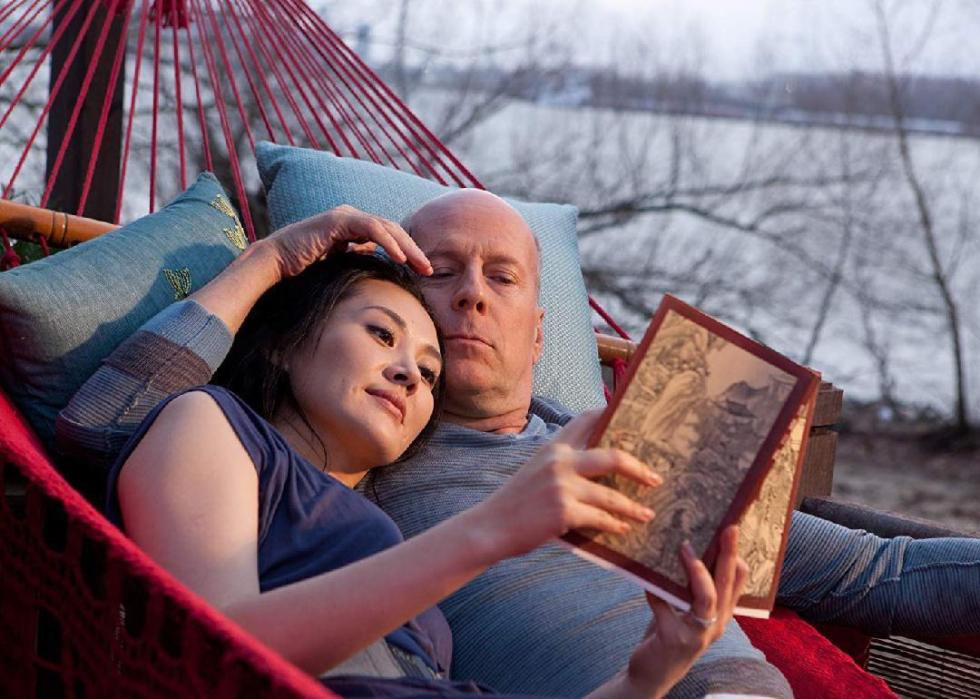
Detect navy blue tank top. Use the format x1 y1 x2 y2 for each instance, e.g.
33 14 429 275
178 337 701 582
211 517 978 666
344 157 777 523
105 385 452 674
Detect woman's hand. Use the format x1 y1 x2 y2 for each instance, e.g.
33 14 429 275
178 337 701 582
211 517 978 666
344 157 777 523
612 525 750 699
467 412 664 561
190 206 432 334
262 205 432 281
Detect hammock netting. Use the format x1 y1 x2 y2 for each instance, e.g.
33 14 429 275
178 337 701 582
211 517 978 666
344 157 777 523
0 0 629 330
0 1 960 697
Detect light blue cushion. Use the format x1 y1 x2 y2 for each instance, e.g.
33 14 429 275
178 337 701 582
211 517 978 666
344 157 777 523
0 172 246 448
256 141 604 413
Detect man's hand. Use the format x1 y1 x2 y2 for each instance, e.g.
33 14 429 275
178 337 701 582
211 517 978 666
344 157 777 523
262 205 432 281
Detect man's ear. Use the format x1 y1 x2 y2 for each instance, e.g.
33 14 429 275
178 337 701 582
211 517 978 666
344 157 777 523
531 307 545 364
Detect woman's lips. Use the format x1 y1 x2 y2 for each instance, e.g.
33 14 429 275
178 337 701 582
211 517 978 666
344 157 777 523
366 389 405 423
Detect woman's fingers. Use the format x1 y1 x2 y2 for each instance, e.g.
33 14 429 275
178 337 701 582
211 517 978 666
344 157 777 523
711 525 742 615
679 540 718 625
346 241 378 255
329 208 433 275
377 219 432 275
567 501 632 535
553 411 603 449
572 448 662 487
575 479 655 524
347 216 406 262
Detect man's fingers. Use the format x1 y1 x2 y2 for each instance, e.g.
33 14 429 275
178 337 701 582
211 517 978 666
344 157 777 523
574 448 662 487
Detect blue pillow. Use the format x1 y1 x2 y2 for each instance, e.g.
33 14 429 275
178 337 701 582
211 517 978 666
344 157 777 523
256 141 604 413
0 172 246 448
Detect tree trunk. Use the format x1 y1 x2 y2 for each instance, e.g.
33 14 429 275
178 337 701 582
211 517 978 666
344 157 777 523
46 0 126 223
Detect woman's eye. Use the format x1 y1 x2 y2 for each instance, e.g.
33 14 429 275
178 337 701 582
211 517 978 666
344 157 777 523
368 325 395 346
420 367 438 386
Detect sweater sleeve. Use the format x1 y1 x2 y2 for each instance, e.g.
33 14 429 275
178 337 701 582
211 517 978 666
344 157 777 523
55 300 234 472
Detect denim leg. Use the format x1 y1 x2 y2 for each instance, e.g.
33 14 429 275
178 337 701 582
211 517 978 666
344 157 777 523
777 511 980 636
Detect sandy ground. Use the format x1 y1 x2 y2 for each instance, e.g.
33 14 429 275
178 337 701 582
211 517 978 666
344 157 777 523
831 432 980 534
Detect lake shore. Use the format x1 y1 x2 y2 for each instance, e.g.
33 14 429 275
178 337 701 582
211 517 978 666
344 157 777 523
832 431 980 534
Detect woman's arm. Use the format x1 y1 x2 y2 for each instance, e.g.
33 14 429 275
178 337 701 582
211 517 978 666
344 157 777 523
57 207 428 469
190 205 431 334
119 395 664 678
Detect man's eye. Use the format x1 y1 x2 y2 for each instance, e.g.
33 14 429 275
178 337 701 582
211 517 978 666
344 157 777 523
492 275 516 285
368 325 395 346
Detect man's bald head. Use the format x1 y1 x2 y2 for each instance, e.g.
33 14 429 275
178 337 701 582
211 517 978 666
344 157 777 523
405 189 541 290
403 188 545 433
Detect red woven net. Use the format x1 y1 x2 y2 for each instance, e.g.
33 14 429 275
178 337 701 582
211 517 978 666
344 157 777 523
0 386 332 698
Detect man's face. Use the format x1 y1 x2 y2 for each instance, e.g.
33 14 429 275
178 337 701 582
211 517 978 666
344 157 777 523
409 192 544 419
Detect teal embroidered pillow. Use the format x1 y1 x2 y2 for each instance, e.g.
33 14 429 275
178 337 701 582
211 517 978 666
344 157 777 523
255 141 604 413
0 172 246 448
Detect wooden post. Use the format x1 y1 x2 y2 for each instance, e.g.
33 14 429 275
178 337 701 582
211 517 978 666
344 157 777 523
45 0 127 223
794 382 843 506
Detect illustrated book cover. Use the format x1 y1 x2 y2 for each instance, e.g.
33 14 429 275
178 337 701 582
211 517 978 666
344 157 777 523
562 295 820 618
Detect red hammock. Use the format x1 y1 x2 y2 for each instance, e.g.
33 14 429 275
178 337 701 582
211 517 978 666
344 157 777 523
0 1 896 696
0 0 629 334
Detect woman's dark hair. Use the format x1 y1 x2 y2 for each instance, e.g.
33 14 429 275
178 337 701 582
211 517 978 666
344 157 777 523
213 251 445 468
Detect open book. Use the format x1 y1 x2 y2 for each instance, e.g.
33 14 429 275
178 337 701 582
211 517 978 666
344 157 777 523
563 295 820 618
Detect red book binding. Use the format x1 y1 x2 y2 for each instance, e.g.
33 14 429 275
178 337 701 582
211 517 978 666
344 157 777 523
563 295 820 617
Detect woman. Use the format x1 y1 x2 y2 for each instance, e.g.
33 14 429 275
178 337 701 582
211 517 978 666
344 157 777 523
105 207 749 697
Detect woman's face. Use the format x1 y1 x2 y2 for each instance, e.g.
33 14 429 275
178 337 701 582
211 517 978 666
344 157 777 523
283 279 442 475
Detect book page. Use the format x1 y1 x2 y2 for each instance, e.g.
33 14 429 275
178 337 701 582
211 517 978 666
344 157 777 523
736 401 809 601
591 309 795 589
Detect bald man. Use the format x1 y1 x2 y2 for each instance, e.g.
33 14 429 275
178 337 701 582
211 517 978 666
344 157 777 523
60 191 980 698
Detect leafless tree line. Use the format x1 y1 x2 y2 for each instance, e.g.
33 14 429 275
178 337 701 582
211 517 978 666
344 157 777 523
2 0 976 435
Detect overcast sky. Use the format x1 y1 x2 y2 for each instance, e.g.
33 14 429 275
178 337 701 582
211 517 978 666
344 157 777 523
322 0 980 81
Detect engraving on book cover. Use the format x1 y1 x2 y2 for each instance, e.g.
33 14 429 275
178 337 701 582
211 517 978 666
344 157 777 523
736 402 808 599
591 309 795 588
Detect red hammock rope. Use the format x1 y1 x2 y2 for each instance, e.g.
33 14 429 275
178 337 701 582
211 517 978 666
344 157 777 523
0 0 626 320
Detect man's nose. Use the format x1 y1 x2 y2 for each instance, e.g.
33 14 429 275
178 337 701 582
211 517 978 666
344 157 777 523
451 268 487 314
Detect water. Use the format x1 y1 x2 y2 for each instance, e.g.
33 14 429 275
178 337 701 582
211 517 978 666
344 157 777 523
415 93 980 421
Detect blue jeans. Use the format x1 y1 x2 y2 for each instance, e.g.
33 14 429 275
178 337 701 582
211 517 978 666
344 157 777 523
777 511 980 637
667 511 980 698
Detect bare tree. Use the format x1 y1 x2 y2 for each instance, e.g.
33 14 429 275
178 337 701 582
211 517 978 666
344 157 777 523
874 0 972 433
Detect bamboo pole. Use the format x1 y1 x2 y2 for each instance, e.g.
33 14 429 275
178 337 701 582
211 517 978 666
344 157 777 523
596 333 636 363
0 199 118 247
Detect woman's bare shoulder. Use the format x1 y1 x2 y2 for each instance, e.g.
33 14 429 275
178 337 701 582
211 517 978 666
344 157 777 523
119 389 256 494
117 388 262 607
